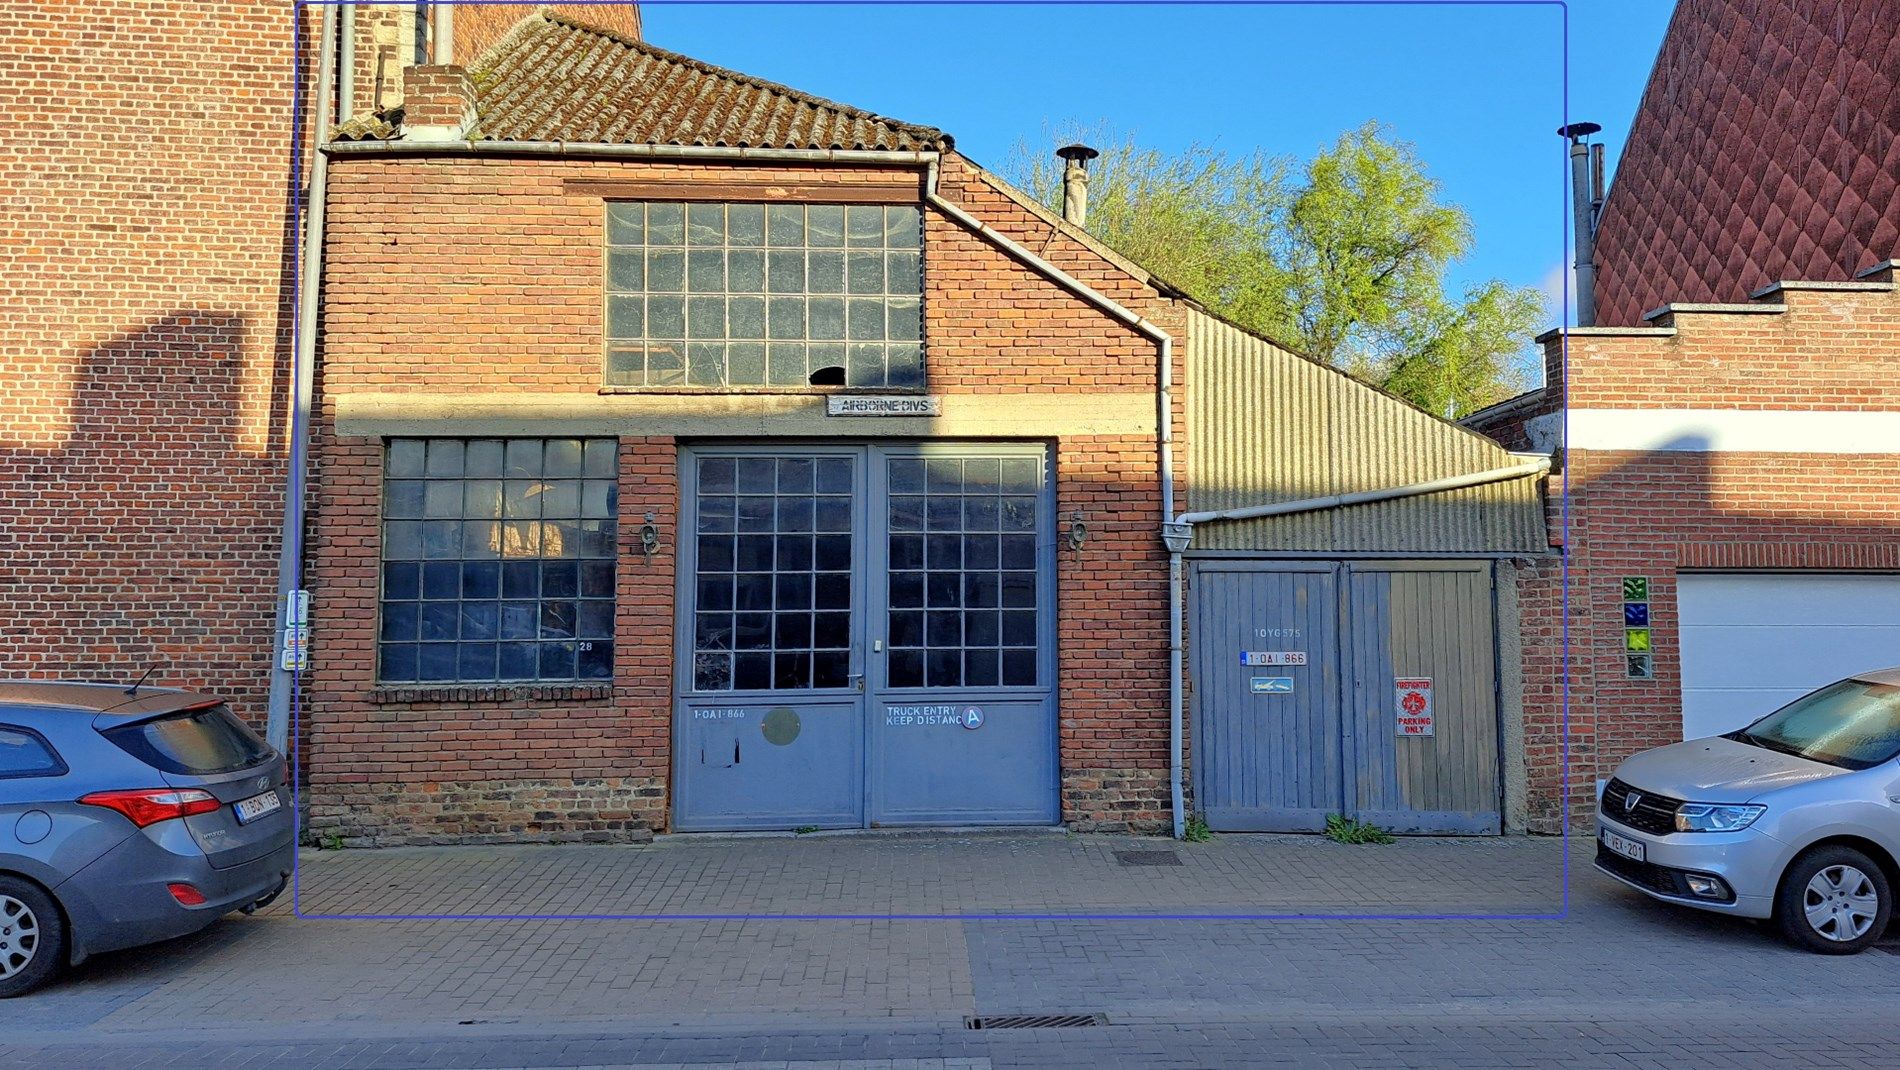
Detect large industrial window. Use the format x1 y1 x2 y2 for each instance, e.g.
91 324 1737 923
886 455 1042 689
691 454 855 692
379 438 618 684
605 202 923 390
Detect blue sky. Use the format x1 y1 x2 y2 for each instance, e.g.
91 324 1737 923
640 1 1677 329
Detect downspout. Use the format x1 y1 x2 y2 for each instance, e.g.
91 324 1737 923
338 2 354 125
918 172 1183 838
431 0 453 65
266 4 338 750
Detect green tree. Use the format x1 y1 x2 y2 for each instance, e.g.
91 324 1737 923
1010 122 1545 417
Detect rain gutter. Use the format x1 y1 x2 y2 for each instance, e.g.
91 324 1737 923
320 140 941 165
1173 457 1552 527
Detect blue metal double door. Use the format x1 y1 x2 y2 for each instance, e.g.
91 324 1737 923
1191 560 1502 835
672 443 1060 831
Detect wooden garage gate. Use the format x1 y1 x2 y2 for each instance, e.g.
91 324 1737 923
1189 560 1502 834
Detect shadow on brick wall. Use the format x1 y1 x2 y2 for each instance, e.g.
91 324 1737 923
0 310 292 717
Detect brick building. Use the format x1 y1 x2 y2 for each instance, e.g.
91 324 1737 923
1467 0 1900 827
2 2 1556 844
0 1 636 727
298 8 1550 844
0 1 309 719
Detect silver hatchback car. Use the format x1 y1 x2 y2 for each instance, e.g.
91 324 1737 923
0 682 294 996
1596 667 1900 953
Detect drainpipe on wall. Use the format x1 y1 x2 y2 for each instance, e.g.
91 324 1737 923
917 167 1182 838
431 0 453 65
338 2 355 125
266 4 339 750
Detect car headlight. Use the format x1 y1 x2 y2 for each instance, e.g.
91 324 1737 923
1674 803 1766 832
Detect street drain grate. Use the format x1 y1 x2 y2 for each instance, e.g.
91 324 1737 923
1114 850 1182 866
965 1014 1108 1030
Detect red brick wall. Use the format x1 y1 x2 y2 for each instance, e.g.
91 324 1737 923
0 2 311 721
454 4 642 63
309 150 1180 840
304 434 676 845
1517 283 1900 828
1593 0 1900 326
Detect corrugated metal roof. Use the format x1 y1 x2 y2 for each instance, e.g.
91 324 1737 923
449 10 947 150
1186 310 1548 554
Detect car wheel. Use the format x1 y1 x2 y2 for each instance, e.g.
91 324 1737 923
1774 846 1892 955
0 877 66 998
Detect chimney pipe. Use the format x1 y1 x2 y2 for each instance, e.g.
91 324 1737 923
1558 122 1602 326
431 1 454 66
1056 143 1099 227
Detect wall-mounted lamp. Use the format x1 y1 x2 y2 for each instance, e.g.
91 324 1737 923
1066 511 1088 554
639 512 661 557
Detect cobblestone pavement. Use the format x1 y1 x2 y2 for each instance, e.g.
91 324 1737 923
2 833 1896 1068
289 830 1566 917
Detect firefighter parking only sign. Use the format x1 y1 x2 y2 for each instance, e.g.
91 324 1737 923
1395 677 1434 736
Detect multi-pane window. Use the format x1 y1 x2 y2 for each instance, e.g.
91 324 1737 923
379 438 618 684
605 202 924 390
692 454 854 692
886 455 1042 689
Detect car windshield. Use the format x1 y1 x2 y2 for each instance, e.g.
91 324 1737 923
1732 679 1900 770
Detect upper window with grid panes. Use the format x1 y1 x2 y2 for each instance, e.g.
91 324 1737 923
605 202 924 390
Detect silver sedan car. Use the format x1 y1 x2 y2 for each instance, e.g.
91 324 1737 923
0 682 293 996
1596 667 1900 953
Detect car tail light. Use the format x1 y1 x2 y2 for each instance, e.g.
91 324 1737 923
167 883 208 906
79 788 221 827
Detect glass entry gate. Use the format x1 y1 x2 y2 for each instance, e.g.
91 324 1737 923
672 443 1058 831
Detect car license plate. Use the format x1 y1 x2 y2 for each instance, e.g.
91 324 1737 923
1600 826 1645 863
234 789 282 825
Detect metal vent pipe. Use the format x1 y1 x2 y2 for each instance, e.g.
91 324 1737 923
1056 144 1098 227
1559 122 1602 326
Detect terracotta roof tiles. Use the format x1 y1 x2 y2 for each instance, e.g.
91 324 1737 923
465 10 946 151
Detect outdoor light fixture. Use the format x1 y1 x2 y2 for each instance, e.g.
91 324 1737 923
1067 511 1088 553
639 512 661 556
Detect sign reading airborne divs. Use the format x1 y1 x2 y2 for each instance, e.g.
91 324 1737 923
1395 678 1434 736
827 395 943 417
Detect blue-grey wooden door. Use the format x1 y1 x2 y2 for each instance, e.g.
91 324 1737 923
1190 560 1501 834
866 445 1059 826
1190 562 1343 832
672 448 867 831
673 444 1058 832
1344 562 1500 834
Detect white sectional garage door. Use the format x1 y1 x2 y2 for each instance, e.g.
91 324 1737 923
1678 573 1900 740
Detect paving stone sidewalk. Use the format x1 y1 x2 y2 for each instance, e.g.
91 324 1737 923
289 830 1567 917
2 833 1896 1068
